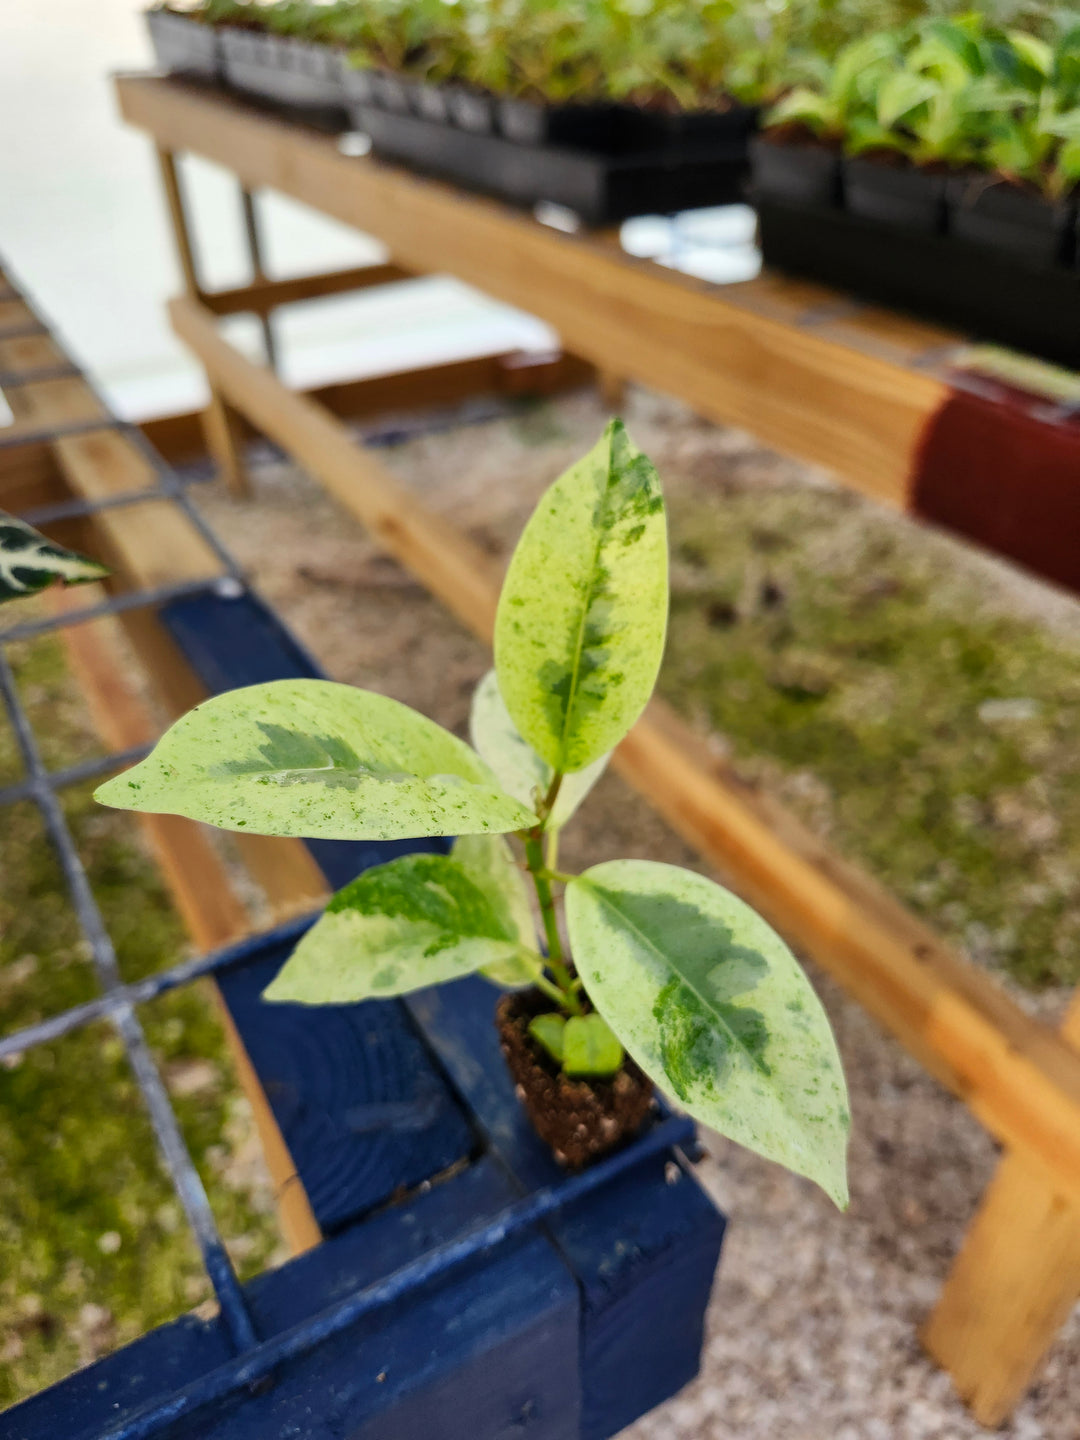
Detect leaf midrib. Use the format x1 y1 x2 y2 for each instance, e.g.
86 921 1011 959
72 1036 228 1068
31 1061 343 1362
555 449 616 767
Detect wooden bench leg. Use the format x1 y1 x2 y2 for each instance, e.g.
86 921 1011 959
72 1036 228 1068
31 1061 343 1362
201 390 251 499
155 146 252 498
922 1003 1080 1425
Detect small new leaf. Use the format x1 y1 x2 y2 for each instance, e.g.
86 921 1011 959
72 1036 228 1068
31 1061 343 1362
0 512 107 604
95 679 538 840
528 1012 566 1063
264 852 537 1004
563 1013 624 1078
494 419 668 774
565 859 850 1207
469 670 609 830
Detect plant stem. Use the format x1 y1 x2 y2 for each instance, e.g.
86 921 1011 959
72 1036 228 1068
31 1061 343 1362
523 831 582 1015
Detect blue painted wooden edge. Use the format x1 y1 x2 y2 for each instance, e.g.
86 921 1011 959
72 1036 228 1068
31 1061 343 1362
3 1155 582 1440
408 979 726 1440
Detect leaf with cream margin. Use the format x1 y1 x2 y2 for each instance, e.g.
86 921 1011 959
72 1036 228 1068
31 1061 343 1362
469 670 609 829
95 679 538 841
565 859 850 1208
451 832 542 987
493 419 667 774
264 851 538 1004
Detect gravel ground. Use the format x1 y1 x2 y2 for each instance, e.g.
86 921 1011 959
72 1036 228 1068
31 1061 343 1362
189 385 1079 1439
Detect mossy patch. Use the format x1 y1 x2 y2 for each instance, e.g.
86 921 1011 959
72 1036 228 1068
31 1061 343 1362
661 484 1080 991
0 631 285 1411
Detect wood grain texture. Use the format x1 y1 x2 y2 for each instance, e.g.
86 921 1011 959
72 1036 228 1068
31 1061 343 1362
138 350 593 466
117 75 949 505
166 301 1080 1208
7 1154 582 1440
52 430 223 587
200 262 415 316
920 997 1080 1424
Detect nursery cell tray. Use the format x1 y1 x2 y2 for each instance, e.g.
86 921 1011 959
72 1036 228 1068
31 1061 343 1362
757 196 1080 369
351 105 749 226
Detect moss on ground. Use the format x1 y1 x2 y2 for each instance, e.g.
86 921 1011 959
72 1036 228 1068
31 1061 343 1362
0 628 284 1411
662 482 1080 990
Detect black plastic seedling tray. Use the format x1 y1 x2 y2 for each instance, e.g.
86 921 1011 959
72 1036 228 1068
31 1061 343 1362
219 29 349 129
352 105 748 225
757 196 1080 367
146 8 221 79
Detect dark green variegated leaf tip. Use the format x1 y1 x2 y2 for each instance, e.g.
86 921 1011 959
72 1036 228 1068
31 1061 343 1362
0 511 107 605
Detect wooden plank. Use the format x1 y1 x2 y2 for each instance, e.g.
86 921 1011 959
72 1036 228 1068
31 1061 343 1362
0 442 65 513
170 294 502 641
199 262 415 316
52 430 223 587
921 996 1080 1424
116 75 949 508
138 350 594 466
51 584 322 1255
0 331 67 376
1 375 107 445
0 297 39 335
7 1156 582 1440
47 408 330 918
168 294 1080 1206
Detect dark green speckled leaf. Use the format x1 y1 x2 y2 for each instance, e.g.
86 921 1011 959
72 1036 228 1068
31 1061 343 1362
493 420 667 774
565 859 850 1207
94 679 538 840
264 852 538 1004
0 511 107 604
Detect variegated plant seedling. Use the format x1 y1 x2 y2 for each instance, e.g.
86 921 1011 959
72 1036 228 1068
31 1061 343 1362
97 422 850 1206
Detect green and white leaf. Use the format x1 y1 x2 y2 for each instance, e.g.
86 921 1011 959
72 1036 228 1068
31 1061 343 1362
565 859 850 1208
493 419 667 775
562 1013 624 1078
95 679 538 840
469 670 609 830
0 512 107 604
264 851 538 1004
451 832 542 987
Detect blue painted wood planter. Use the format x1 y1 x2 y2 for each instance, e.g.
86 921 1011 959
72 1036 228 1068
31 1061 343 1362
6 586 725 1440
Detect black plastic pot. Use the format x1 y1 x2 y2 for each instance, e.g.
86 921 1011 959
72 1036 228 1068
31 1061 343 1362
844 156 947 235
446 88 496 134
655 105 759 145
497 97 642 151
947 175 1073 268
340 61 377 106
145 8 220 79
749 133 842 207
413 80 451 125
369 69 415 114
757 194 1080 368
219 30 348 126
347 103 748 225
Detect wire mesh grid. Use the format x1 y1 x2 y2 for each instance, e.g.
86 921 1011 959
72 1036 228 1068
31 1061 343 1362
0 266 695 1440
